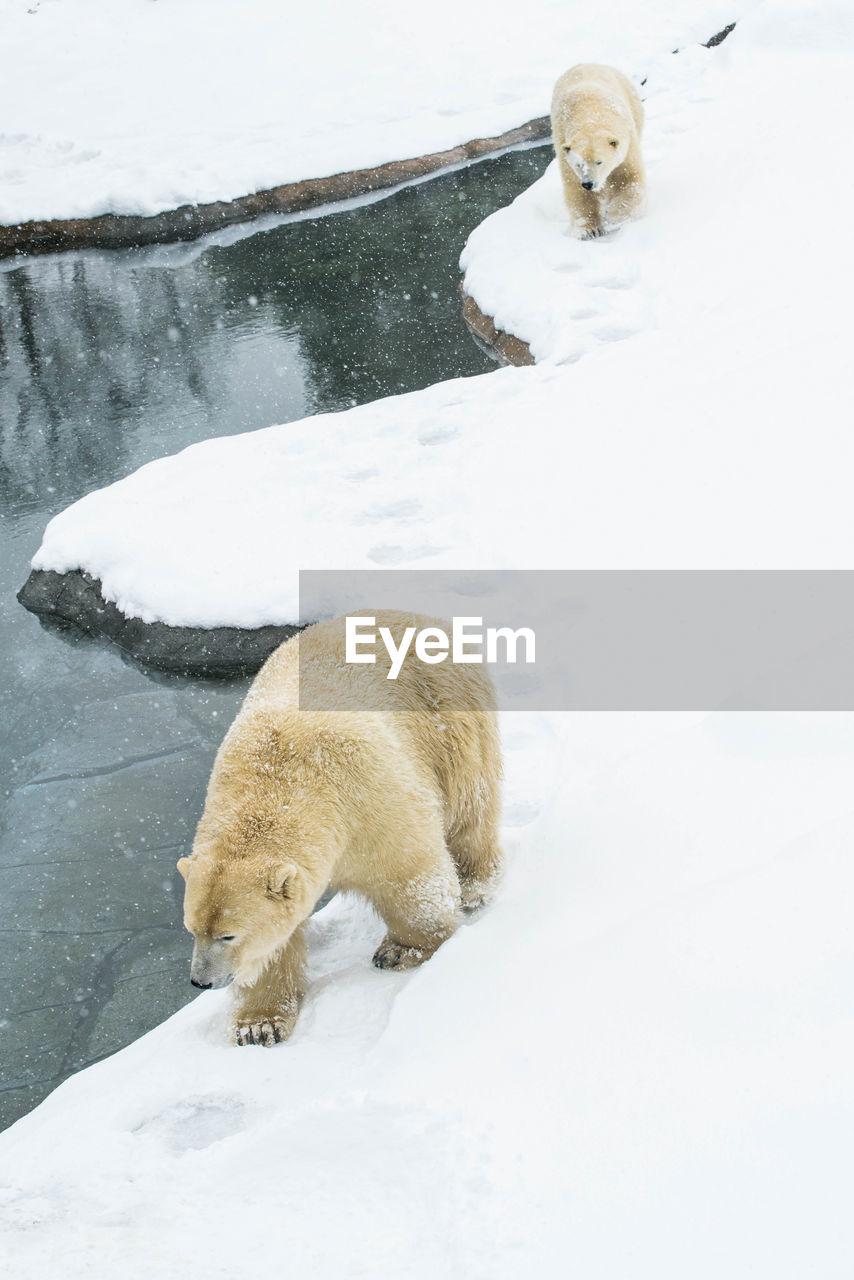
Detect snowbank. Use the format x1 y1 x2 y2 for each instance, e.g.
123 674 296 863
2 709 853 1278
461 27 854 364
0 0 737 225
29 7 854 627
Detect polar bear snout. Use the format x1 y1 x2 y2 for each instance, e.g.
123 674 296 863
565 153 604 192
190 941 235 990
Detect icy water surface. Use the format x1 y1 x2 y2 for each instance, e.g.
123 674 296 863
0 144 552 1128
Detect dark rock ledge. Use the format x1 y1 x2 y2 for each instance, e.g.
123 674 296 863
18 568 298 678
0 116 550 260
459 285 534 367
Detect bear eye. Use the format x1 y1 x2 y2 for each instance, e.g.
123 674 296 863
564 145 572 153
609 139 619 148
218 935 236 943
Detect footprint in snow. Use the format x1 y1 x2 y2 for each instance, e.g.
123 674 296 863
132 1094 247 1153
586 273 635 291
591 319 644 342
367 544 444 565
418 423 460 446
355 498 423 524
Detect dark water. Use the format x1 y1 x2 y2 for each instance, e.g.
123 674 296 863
0 144 551 1129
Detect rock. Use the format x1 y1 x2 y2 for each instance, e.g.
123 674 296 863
17 569 297 677
704 22 736 48
459 284 534 367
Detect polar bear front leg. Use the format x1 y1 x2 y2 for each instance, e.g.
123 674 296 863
371 847 462 971
603 167 646 230
447 819 504 913
232 924 307 1046
564 181 603 240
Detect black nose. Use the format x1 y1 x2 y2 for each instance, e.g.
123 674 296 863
191 977 212 989
581 181 594 190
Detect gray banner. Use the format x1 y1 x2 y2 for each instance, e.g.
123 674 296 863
298 570 854 710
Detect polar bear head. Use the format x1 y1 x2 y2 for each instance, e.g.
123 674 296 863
177 851 306 990
562 107 630 192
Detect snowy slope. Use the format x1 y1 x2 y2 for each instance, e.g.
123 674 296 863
30 6 854 626
0 0 738 224
2 709 853 1278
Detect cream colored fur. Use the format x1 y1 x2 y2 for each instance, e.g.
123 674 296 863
550 62 646 238
178 611 504 1047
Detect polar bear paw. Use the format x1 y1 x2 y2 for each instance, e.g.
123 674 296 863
235 1020 289 1047
459 877 496 912
372 937 428 971
234 1010 298 1047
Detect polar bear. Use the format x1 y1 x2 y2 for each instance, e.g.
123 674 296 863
178 611 504 1046
550 63 646 238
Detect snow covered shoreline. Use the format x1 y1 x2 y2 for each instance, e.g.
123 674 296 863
22 17 854 634
0 0 736 249
17 566 297 676
3 708 854 1279
0 116 550 260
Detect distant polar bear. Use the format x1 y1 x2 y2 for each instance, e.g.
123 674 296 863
550 63 646 238
178 611 504 1047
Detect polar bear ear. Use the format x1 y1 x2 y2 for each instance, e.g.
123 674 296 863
176 856 193 880
266 862 297 900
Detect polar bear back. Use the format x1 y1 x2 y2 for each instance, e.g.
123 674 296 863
551 63 643 137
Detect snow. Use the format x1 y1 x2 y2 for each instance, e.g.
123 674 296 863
0 0 737 225
5 1 854 1275
2 711 854 1277
30 5 854 626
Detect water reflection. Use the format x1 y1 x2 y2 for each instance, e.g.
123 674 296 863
0 252 310 511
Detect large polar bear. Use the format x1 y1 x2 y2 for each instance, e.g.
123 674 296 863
178 611 504 1046
550 63 646 238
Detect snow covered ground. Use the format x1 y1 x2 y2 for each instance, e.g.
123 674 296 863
5 0 854 1275
0 0 736 225
2 710 853 1277
30 2 854 625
